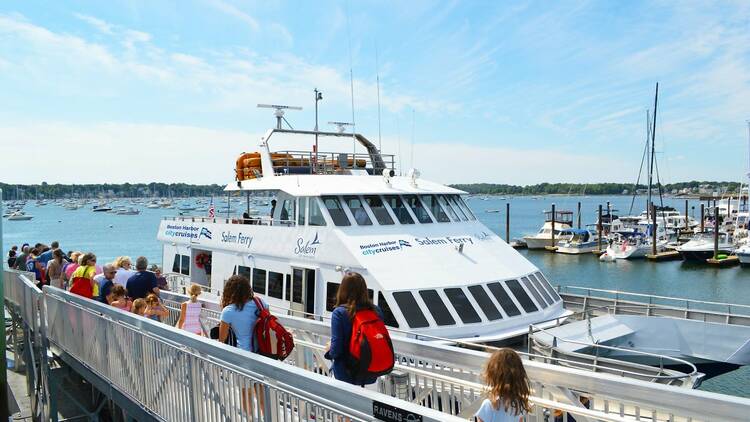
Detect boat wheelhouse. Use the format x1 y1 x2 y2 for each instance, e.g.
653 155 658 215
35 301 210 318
522 210 574 250
158 128 566 342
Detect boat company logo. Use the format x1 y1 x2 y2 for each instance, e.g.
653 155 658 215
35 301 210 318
360 239 412 256
164 224 201 240
220 230 253 248
199 227 213 240
361 236 475 256
295 233 320 257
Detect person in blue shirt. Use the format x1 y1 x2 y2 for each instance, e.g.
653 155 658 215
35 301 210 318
324 272 384 386
218 274 267 352
125 256 159 299
38 241 60 267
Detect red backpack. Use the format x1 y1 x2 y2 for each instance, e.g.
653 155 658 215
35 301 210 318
253 297 294 360
348 309 395 379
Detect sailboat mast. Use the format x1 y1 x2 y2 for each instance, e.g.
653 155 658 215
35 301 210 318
648 83 659 217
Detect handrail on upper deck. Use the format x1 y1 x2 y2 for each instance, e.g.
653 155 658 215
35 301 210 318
559 285 750 314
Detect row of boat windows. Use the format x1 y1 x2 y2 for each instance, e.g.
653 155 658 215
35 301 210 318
325 282 399 328
391 272 561 329
172 254 190 275
286 194 476 227
234 265 304 304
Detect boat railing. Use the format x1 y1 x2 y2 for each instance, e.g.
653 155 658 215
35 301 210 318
558 285 750 320
162 215 297 227
272 150 396 175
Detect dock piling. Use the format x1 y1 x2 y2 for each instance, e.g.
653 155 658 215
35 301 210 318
505 202 510 243
597 205 603 252
577 201 581 229
700 204 704 233
713 206 719 259
684 200 689 230
550 203 556 249
651 202 657 256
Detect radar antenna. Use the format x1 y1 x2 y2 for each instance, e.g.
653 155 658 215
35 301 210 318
257 104 303 129
328 121 354 134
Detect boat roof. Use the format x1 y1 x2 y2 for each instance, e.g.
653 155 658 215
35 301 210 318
224 174 466 196
560 228 589 235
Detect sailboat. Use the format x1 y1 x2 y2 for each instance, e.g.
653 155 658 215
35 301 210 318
602 84 669 260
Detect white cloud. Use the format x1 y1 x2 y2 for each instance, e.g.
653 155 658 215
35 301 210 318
205 0 260 32
74 13 114 34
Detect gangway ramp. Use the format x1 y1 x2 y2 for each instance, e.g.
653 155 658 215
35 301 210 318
4 269 750 421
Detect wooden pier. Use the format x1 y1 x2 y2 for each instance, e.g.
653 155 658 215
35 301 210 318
646 251 682 261
706 256 740 267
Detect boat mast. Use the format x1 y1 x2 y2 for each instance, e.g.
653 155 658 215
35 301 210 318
647 83 659 219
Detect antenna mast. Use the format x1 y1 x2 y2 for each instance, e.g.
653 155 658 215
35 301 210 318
647 83 658 217
257 104 302 129
376 44 382 151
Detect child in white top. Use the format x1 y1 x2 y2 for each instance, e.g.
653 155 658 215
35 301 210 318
178 284 203 335
475 348 531 422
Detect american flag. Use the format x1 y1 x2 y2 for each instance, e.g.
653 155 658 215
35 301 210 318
208 198 215 218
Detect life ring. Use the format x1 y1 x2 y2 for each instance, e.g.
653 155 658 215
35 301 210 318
195 253 212 269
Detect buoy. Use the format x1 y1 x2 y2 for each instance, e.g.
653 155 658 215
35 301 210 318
109 224 114 228
717 254 728 260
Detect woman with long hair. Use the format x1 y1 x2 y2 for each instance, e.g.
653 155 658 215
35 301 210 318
178 284 203 335
475 348 531 422
324 272 384 385
46 249 66 289
217 275 267 417
69 252 97 299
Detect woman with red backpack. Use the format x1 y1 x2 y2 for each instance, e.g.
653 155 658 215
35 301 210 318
324 272 395 386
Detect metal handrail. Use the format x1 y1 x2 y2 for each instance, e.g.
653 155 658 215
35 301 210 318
528 322 699 380
560 285 750 315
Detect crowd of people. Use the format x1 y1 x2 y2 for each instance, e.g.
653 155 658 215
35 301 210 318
7 243 544 420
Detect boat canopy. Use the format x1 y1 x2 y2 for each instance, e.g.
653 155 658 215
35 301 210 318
560 228 589 235
224 174 466 197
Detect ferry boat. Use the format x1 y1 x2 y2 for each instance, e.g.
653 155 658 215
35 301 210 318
157 126 568 343
155 121 750 379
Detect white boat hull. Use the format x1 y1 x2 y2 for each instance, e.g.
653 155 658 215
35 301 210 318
523 236 560 249
556 242 600 255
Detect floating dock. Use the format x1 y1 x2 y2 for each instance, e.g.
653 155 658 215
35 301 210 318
646 251 682 261
706 256 740 267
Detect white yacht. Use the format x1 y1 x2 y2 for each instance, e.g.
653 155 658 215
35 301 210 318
6 211 33 221
676 231 735 262
737 243 750 265
522 210 574 249
600 227 667 260
158 127 568 343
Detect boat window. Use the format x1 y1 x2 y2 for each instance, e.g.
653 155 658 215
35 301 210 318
535 272 561 301
522 276 548 308
292 271 303 304
444 288 482 323
377 292 399 328
418 290 455 326
402 195 433 224
268 271 283 299
528 274 553 305
252 268 267 295
392 291 429 328
384 195 414 224
364 195 394 225
456 196 477 220
235 265 252 280
172 255 180 273
285 274 291 301
505 279 538 313
308 198 327 226
321 196 351 226
326 282 338 312
445 195 468 221
281 199 295 222
467 285 503 320
420 195 450 222
180 255 190 275
487 282 521 317
437 195 459 221
327 282 374 312
298 198 307 226
343 196 372 226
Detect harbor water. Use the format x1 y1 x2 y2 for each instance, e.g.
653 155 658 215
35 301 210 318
3 195 749 397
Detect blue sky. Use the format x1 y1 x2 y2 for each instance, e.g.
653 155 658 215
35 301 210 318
1 1 749 185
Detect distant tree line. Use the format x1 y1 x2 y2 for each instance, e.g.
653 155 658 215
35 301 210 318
0 182 226 200
449 181 744 195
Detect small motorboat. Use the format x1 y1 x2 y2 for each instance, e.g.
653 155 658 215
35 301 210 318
7 211 33 221
556 229 601 255
93 204 112 212
115 207 141 215
737 243 750 265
